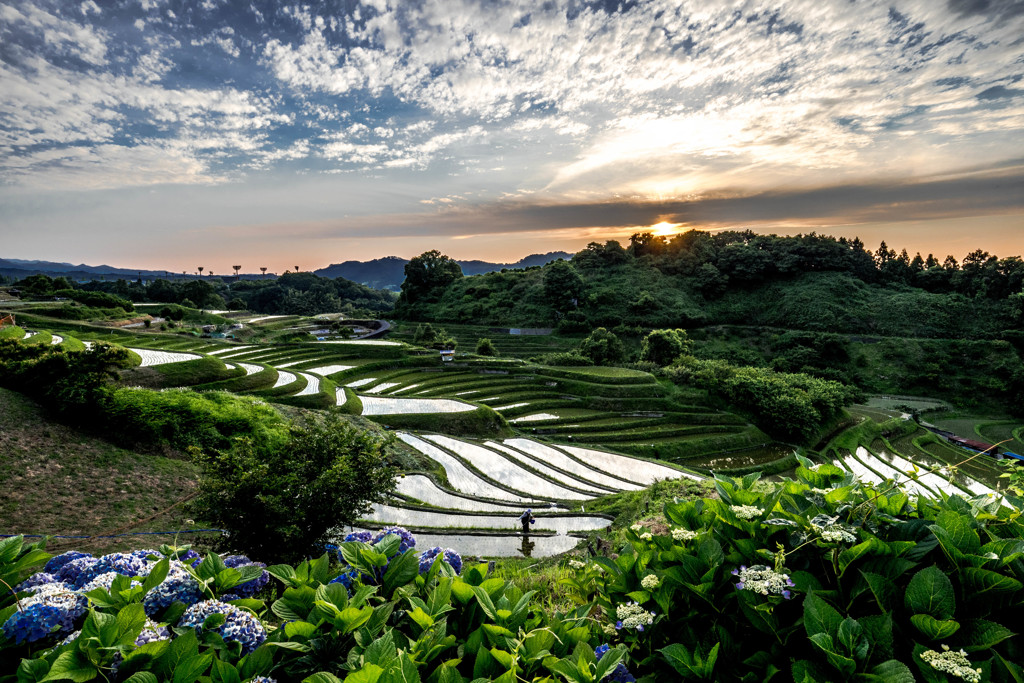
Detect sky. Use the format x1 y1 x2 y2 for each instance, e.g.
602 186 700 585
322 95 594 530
1 0 1022 274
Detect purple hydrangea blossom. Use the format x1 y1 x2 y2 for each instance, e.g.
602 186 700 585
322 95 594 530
1 584 87 644
370 527 416 555
594 644 637 682
344 531 373 543
44 551 92 574
179 549 201 566
179 600 266 654
418 547 463 575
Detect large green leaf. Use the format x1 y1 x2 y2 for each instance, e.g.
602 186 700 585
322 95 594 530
960 567 1023 600
958 619 1016 652
804 592 844 639
40 651 98 683
904 566 955 620
909 614 960 640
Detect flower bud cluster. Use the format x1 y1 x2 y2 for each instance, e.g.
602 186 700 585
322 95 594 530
730 505 762 520
731 565 794 598
920 646 981 682
671 528 699 542
615 602 655 631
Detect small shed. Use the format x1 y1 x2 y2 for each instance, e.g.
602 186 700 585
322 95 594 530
439 349 455 362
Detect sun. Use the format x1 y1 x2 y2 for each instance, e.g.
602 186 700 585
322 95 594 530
649 221 682 237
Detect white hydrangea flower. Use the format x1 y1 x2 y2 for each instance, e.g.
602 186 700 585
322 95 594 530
629 524 644 533
639 532 653 541
671 528 699 542
732 565 794 598
615 602 655 631
602 623 617 637
821 527 857 543
730 505 762 520
920 646 981 683
640 574 660 590
568 560 587 570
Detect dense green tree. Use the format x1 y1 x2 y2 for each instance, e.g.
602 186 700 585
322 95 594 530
192 414 396 562
639 328 691 366
542 260 584 312
475 337 498 356
578 327 626 365
397 250 463 311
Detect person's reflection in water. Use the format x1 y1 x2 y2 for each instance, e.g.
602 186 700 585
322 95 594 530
519 535 536 557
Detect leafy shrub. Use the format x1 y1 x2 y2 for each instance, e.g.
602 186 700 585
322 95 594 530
561 461 1024 681
475 337 498 356
191 413 396 562
578 327 626 365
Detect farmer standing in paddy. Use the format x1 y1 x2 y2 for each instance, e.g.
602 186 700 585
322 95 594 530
519 508 535 534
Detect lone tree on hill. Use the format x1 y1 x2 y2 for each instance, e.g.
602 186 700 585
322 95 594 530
233 265 241 279
197 266 203 277
397 250 463 315
639 328 691 366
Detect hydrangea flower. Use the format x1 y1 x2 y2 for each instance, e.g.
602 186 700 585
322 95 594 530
344 531 374 543
1 583 87 644
730 505 762 520
249 678 277 683
80 571 140 594
73 553 149 589
179 600 266 654
371 527 416 554
222 556 270 597
820 527 857 543
671 528 699 542
179 549 201 566
640 574 660 590
614 602 654 631
594 644 637 682
135 619 171 646
44 551 92 574
131 549 163 561
418 547 462 575
329 568 359 592
731 565 794 598
56 557 101 588
569 559 587 570
639 532 653 541
143 561 204 616
15 572 59 593
920 645 981 682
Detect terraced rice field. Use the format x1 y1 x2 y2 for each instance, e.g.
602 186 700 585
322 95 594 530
387 431 697 556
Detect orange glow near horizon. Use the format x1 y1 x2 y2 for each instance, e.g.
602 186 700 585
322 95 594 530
648 221 684 237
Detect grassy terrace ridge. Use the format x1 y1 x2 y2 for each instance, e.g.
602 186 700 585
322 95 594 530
0 387 200 555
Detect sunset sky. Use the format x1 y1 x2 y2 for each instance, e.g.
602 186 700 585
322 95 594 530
1 0 1022 273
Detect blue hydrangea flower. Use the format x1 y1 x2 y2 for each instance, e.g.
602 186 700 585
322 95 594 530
179 549 201 566
131 549 163 561
73 553 149 589
344 531 373 543
248 677 276 683
142 561 203 616
135 619 171 646
1 584 87 644
56 557 100 588
329 568 358 592
222 556 269 597
594 644 637 682
179 600 266 654
44 551 92 574
418 547 463 575
15 572 59 593
80 571 141 594
370 527 416 554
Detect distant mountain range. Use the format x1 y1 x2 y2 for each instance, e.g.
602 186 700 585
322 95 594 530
1 252 573 289
313 252 574 290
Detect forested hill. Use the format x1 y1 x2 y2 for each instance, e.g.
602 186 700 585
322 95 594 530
315 251 573 289
395 230 1024 341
